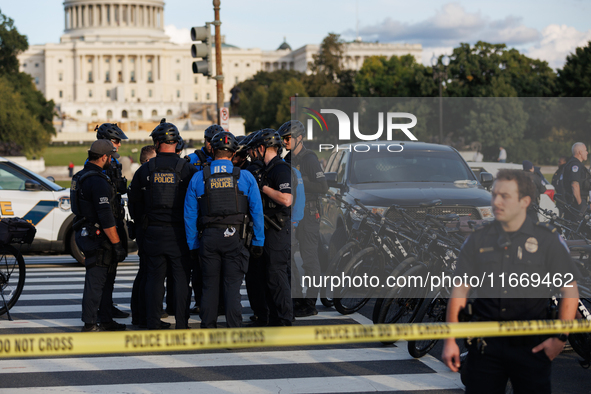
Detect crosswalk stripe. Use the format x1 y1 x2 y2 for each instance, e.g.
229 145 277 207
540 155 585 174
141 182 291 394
2 260 464 393
0 373 463 393
0 348 412 373
0 311 358 329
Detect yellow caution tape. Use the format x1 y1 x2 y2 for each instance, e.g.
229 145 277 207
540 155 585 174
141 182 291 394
0 319 590 358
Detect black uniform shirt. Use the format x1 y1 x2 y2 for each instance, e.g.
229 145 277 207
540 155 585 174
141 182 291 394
293 146 328 197
454 219 576 321
563 157 590 204
128 152 197 224
79 162 117 230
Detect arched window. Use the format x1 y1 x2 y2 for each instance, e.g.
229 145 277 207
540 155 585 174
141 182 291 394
122 110 128 118
166 109 172 116
137 110 143 119
76 110 83 116
151 110 157 117
91 110 98 117
107 110 113 119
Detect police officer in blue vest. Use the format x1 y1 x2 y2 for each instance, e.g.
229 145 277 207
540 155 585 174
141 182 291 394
72 140 127 332
95 123 130 320
128 119 197 330
278 120 327 317
187 124 222 170
184 131 264 328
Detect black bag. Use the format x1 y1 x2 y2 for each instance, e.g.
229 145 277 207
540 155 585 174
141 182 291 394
0 218 37 245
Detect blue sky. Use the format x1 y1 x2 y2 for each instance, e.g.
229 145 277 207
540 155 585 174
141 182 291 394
2 0 590 68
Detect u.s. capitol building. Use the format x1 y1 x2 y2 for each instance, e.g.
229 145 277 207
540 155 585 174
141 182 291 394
18 0 422 138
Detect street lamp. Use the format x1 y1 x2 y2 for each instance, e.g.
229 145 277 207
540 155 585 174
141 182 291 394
431 54 450 145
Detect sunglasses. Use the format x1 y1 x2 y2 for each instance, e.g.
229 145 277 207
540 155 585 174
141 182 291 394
282 136 291 142
111 139 121 145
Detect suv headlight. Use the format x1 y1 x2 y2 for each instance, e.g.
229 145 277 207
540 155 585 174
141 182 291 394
477 206 494 220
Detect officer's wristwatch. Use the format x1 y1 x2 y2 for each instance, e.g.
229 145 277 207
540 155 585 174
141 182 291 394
555 334 568 342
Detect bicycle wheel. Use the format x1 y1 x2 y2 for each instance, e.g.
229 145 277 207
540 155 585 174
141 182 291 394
376 264 427 344
0 245 26 315
334 246 383 315
372 256 417 324
320 240 362 308
569 297 591 366
408 296 447 358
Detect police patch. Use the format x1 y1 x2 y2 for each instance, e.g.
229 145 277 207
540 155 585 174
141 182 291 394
153 172 176 184
279 182 290 190
99 197 109 204
210 176 233 189
572 165 579 173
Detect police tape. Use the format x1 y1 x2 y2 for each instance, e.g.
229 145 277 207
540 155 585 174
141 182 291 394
1 319 591 358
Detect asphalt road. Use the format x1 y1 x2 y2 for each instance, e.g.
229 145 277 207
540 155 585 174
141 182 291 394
0 254 588 393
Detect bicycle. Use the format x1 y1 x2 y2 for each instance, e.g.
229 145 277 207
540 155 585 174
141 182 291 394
0 218 35 320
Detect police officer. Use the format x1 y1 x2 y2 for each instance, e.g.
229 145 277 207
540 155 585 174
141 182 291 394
278 120 328 317
130 146 157 327
184 132 264 328
522 160 546 223
95 123 130 320
442 169 579 393
249 129 294 326
72 140 127 332
187 124 223 170
128 119 197 330
562 142 590 222
232 135 250 169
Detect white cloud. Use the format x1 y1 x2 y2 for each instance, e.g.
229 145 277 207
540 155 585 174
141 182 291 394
351 3 538 47
526 24 591 69
165 25 192 45
421 46 455 65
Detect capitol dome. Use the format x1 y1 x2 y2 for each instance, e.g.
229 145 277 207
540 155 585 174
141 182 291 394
61 0 168 42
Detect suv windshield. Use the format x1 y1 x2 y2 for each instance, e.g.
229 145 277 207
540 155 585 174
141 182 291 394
350 149 476 184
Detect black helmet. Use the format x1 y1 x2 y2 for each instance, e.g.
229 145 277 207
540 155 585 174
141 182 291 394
150 118 181 143
235 134 252 156
176 136 186 152
204 124 224 141
250 129 282 149
211 131 238 152
96 123 128 140
277 120 305 139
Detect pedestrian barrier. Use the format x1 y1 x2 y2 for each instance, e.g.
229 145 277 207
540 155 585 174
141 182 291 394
0 319 590 358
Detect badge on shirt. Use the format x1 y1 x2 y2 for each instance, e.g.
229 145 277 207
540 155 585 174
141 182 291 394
572 165 579 173
524 237 538 253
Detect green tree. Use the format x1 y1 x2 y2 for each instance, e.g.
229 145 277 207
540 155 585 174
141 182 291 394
0 9 55 156
355 54 436 97
235 70 307 131
558 41 591 97
305 33 355 97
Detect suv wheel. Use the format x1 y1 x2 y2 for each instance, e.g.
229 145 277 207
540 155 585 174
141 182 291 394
69 231 85 265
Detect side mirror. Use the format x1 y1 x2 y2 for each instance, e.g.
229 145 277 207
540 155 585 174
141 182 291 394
324 172 340 188
480 172 494 188
46 176 56 183
25 179 43 191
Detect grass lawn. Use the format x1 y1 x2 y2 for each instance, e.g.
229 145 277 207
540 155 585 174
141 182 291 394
42 143 203 167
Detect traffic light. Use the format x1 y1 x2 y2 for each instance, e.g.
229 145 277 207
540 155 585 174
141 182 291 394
191 23 212 77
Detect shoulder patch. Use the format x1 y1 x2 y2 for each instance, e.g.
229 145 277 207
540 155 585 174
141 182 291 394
572 165 579 173
535 221 557 233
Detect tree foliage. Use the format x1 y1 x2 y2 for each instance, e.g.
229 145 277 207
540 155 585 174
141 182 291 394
558 41 591 97
0 9 55 156
234 70 307 131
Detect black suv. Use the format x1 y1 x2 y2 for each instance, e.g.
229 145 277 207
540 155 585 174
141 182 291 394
318 141 494 257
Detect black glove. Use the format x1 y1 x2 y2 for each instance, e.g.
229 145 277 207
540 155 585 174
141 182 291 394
250 245 263 258
190 248 200 260
112 242 127 263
